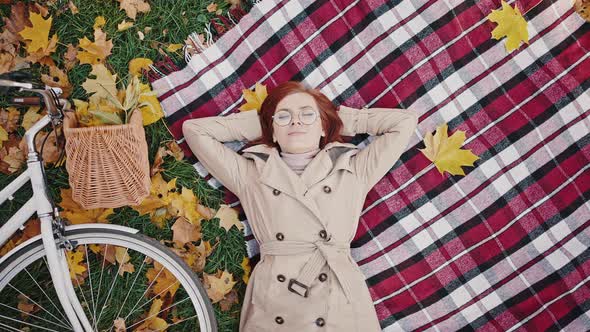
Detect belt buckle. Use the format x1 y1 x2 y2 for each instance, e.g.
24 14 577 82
288 278 309 298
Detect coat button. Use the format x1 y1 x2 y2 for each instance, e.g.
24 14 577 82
277 274 286 282
315 317 325 326
319 230 327 239
276 232 284 241
273 189 281 195
323 185 331 193
275 316 284 324
318 273 327 282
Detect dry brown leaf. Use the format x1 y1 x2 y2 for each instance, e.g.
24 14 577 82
118 0 151 20
214 204 243 232
171 216 202 246
145 261 180 298
203 269 237 303
207 3 218 12
41 65 72 98
63 43 78 71
0 107 21 133
575 0 590 22
67 1 79 14
113 318 126 332
77 28 113 65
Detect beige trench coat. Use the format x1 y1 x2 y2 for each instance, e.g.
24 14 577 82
182 105 418 332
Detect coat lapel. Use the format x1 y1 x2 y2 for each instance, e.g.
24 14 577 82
242 141 359 227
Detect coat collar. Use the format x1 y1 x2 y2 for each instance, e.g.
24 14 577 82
241 141 359 198
241 141 359 228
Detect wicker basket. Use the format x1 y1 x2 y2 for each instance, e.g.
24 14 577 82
63 108 151 209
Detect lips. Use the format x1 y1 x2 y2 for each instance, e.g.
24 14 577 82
288 132 306 136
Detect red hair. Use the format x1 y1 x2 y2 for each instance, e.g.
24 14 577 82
243 81 345 152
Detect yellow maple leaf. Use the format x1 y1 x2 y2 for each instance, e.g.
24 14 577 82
241 257 251 284
128 58 153 76
135 298 168 331
167 186 203 224
166 43 183 52
66 249 87 280
145 261 180 298
239 82 268 112
418 123 479 176
204 269 237 303
21 107 44 130
18 11 56 53
138 82 164 126
93 16 106 30
58 188 114 224
487 0 529 52
0 127 7 149
214 204 243 232
77 28 113 65
81 63 119 102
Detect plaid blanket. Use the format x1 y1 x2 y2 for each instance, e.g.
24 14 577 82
149 0 590 330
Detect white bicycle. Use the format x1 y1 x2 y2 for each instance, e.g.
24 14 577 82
0 71 217 332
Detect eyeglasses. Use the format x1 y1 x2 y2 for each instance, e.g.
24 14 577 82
272 109 319 126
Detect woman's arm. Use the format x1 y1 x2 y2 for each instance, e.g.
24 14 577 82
181 110 262 197
338 105 419 194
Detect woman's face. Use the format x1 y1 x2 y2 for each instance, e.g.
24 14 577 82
272 92 325 154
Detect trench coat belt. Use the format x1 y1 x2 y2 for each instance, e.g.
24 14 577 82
259 239 355 304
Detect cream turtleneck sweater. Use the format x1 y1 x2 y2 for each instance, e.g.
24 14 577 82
279 147 321 175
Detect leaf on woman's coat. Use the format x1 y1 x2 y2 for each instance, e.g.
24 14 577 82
487 0 529 52
418 123 479 176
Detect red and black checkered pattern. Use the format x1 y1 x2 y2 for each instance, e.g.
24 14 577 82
149 0 590 330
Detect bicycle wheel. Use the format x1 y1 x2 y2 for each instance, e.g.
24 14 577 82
0 226 218 332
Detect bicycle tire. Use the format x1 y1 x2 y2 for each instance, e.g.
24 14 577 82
0 226 218 332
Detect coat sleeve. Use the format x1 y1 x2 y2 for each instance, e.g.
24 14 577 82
181 110 262 197
337 105 419 194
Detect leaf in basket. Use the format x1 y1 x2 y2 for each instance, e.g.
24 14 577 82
73 99 102 127
89 109 123 125
82 63 118 102
122 75 141 111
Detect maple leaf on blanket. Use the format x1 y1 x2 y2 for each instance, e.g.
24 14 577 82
418 123 480 176
239 81 268 112
575 0 590 22
487 0 529 52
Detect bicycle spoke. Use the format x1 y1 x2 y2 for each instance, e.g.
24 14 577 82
0 320 22 331
123 264 165 321
125 278 181 320
93 243 108 331
0 314 62 332
0 303 71 330
23 266 70 324
6 284 70 328
95 247 129 327
107 255 147 332
83 244 97 328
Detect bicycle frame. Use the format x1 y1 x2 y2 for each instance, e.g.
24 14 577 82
0 86 136 331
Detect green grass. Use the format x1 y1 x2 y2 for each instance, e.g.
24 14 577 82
0 0 257 330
